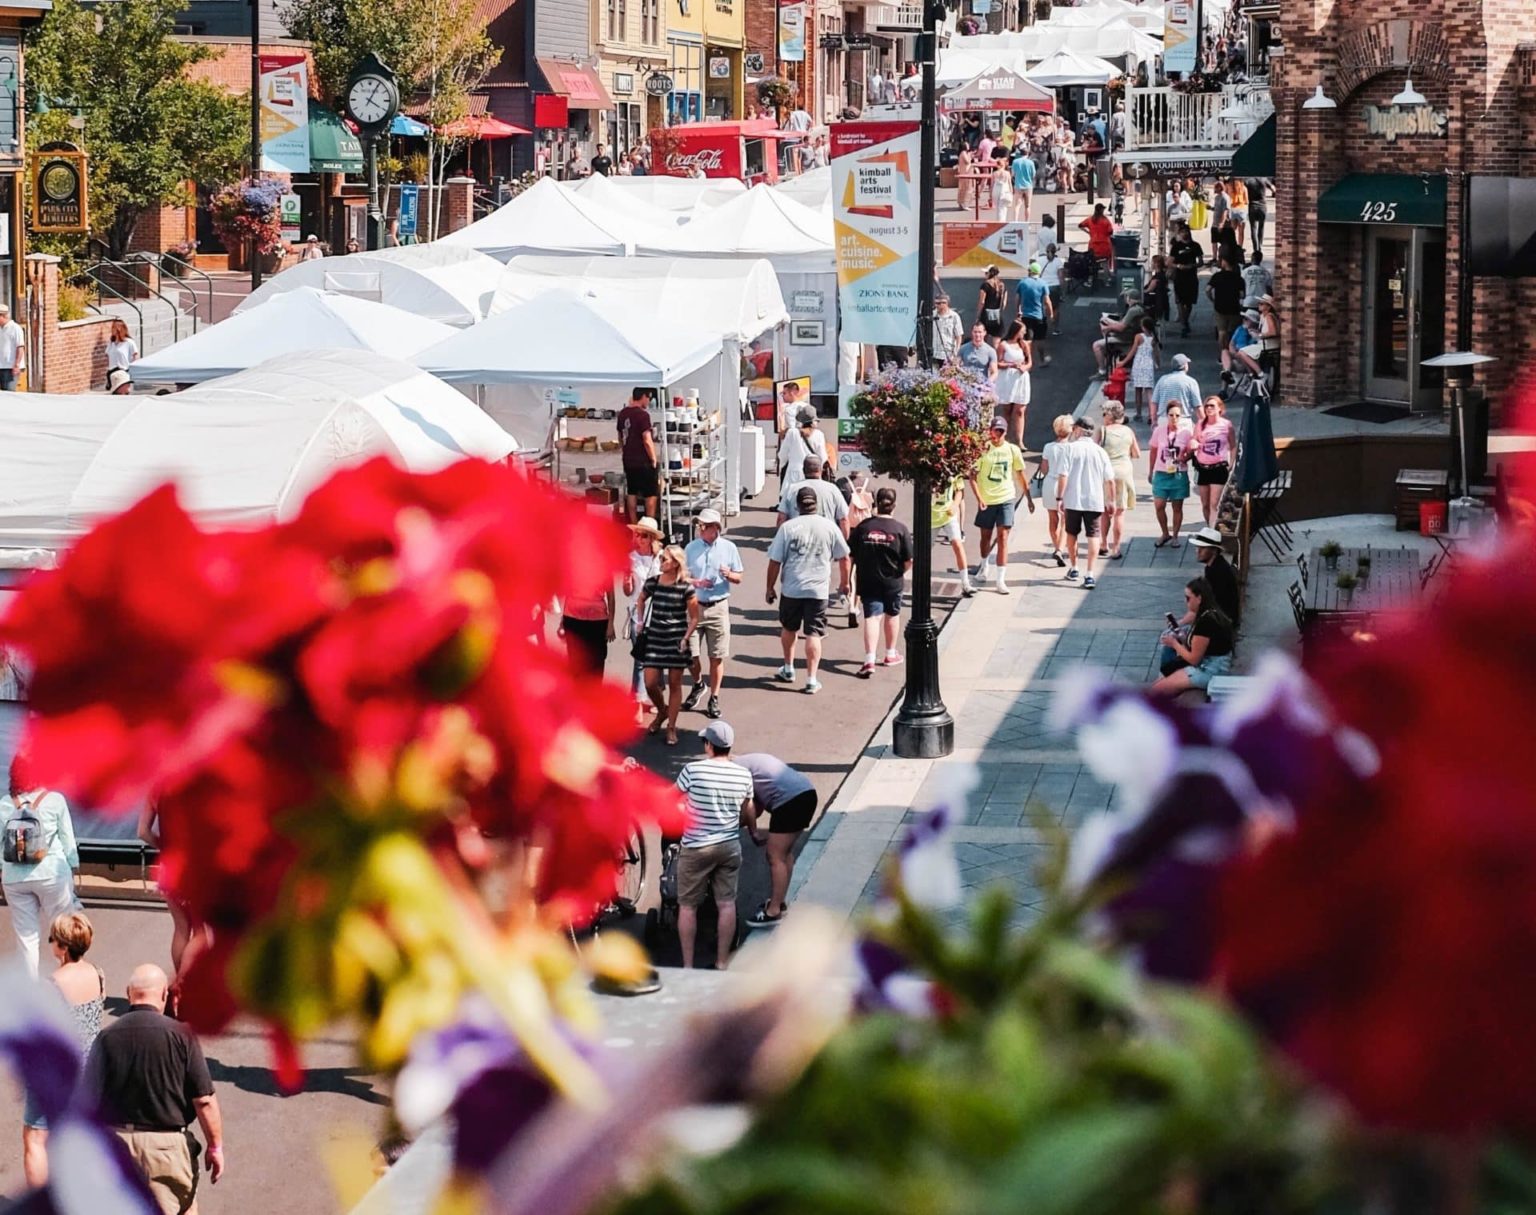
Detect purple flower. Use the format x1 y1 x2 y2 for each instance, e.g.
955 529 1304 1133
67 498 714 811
852 939 943 1018
894 766 977 909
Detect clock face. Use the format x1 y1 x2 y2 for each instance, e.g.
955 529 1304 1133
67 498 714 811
348 75 395 125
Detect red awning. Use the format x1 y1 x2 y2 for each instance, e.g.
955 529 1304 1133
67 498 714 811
536 58 615 110
439 114 530 139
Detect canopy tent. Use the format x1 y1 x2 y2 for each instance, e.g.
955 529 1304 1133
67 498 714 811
439 114 529 139
936 50 1032 89
558 173 691 229
0 350 516 562
391 114 431 137
773 166 833 210
132 288 458 385
939 26 1154 82
634 184 833 273
940 66 1056 114
235 245 502 327
437 175 670 261
1027 48 1121 87
415 292 725 387
566 173 746 215
491 256 789 344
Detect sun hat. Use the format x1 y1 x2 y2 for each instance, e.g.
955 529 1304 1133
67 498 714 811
306 234 319 242
695 508 723 526
1189 526 1226 549
106 368 131 392
1242 308 1262 324
628 516 663 537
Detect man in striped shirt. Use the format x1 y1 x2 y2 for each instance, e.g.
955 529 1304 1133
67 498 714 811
675 720 756 969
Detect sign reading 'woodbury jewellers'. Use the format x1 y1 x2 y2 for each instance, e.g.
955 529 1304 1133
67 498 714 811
1364 104 1448 142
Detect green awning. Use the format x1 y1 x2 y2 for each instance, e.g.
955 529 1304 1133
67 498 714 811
1230 113 1275 177
1318 173 1446 227
309 102 364 174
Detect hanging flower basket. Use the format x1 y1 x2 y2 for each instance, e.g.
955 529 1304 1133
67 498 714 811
209 176 292 256
847 367 992 487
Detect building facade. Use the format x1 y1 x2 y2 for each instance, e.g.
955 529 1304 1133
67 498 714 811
1274 0 1536 412
593 0 668 155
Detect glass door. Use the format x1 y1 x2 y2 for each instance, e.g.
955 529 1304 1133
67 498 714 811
1363 227 1448 408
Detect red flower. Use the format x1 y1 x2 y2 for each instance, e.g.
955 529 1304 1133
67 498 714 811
1217 518 1536 1134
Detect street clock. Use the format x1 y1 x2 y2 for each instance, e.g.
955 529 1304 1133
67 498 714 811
343 53 400 134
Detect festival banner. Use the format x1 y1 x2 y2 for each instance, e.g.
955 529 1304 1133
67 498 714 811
830 120 920 346
941 222 1034 271
260 53 311 174
1162 0 1200 75
777 3 806 63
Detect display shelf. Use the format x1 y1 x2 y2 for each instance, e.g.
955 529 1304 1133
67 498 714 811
655 393 726 540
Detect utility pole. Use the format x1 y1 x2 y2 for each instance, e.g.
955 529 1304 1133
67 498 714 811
250 0 262 290
892 0 954 759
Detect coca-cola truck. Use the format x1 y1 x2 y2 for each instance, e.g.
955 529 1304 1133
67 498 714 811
647 120 794 185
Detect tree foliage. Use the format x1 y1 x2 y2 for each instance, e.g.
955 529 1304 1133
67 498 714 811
26 0 248 258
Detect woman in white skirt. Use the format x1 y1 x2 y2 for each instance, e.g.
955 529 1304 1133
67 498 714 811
1 756 80 979
991 319 1032 448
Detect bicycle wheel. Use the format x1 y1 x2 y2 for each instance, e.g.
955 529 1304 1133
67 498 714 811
614 828 646 915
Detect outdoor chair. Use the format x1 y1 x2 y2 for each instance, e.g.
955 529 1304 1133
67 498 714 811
1295 551 1309 588
1249 472 1294 562
1287 580 1307 634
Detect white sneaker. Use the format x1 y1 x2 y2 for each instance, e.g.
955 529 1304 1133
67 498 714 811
996 579 1011 595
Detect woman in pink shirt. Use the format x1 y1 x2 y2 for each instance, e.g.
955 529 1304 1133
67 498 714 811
1192 396 1235 526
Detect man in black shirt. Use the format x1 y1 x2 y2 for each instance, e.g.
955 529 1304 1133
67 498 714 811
1169 222 1203 337
1205 254 1246 352
85 964 225 1211
850 487 913 678
1245 176 1268 253
1189 526 1241 627
590 143 614 176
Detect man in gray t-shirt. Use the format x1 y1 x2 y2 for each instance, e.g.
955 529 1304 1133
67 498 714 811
765 485 851 695
776 456 850 536
955 322 997 383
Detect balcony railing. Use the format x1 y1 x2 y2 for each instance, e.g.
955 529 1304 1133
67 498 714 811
868 2 922 28
1122 83 1273 151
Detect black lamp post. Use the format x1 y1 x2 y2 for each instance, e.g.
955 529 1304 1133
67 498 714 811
249 0 262 291
892 0 955 760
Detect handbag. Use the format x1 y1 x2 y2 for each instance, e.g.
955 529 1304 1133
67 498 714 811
630 585 655 660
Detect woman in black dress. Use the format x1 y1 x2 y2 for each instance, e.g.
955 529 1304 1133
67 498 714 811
636 545 700 746
977 266 1007 339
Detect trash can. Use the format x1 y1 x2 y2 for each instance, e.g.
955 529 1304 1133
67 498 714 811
1111 231 1142 262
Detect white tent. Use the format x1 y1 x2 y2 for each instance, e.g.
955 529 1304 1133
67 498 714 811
132 288 458 384
635 184 833 273
234 245 501 327
437 176 671 261
773 166 833 210
0 350 517 561
1027 48 1121 87
491 256 788 344
415 292 725 386
567 173 745 215
940 66 1057 114
937 49 1033 89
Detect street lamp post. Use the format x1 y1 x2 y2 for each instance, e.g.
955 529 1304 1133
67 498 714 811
892 0 955 760
249 0 262 291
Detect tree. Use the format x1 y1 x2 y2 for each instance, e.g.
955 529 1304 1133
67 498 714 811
26 0 248 258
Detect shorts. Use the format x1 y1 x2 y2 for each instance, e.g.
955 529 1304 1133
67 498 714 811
1064 508 1102 538
1195 461 1231 487
693 599 731 659
859 583 904 617
676 839 742 908
1185 652 1233 691
1023 314 1048 341
624 463 659 499
934 517 963 544
113 1128 200 1215
779 596 829 637
1151 470 1191 501
1214 312 1240 347
767 789 819 834
974 500 1016 530
1048 285 1062 315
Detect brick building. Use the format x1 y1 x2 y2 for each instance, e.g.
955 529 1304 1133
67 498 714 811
1273 1 1536 413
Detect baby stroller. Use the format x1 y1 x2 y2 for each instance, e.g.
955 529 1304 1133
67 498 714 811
643 839 745 955
1064 248 1106 294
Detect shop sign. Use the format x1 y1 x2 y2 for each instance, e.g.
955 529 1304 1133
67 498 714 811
821 33 845 48
535 94 570 127
745 52 765 73
709 56 731 78
645 73 675 96
665 145 726 173
31 147 88 233
396 184 419 237
1364 104 1448 143
843 32 872 48
615 72 635 95
279 192 302 242
259 53 311 173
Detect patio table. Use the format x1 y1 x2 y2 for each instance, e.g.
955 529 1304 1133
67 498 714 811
1304 546 1421 616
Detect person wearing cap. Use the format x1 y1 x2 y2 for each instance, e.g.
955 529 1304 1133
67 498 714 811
105 319 138 393
968 416 1034 595
765 486 851 695
776 456 849 536
300 234 325 262
681 509 744 721
623 517 664 721
673 722 755 968
1014 262 1053 364
0 303 23 390
776 407 828 491
1056 416 1116 590
850 486 913 676
931 295 964 364
1151 353 1202 428
735 752 818 928
618 387 660 525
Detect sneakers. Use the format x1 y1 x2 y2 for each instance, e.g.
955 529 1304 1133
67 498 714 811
746 903 786 929
857 661 875 679
961 585 977 598
1053 549 1067 568
682 682 706 712
773 665 795 683
883 653 904 667
996 579 1011 595
706 695 722 719
1083 575 1097 590
804 678 822 695
848 605 859 628
1066 568 1080 581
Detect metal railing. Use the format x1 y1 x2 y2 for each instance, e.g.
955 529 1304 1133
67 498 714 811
156 252 215 327
1122 83 1273 151
869 1 922 26
73 255 199 355
69 264 146 353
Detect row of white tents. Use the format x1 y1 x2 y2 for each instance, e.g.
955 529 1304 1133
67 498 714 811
938 0 1166 88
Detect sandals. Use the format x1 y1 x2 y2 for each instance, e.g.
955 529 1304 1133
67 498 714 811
665 730 679 746
1154 536 1172 548
647 716 664 737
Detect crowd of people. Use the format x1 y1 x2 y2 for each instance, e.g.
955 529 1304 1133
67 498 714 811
954 109 1117 219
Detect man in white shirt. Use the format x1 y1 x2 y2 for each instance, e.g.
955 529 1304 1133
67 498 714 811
931 295 964 363
674 720 755 969
0 304 24 390
1055 416 1117 590
784 106 813 132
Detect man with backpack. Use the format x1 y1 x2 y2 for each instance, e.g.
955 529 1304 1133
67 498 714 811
2 756 80 978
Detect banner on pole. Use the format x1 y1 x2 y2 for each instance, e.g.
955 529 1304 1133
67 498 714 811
941 221 1034 271
830 120 920 347
260 53 311 173
397 183 420 237
1162 0 1199 75
777 3 806 63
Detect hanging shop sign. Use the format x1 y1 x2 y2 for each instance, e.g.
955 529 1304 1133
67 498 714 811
709 56 732 79
535 94 571 127
259 53 311 173
745 52 765 73
31 146 88 233
830 120 920 345
645 73 675 96
1363 105 1448 143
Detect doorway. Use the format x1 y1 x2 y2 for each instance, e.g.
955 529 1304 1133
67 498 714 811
1362 226 1446 410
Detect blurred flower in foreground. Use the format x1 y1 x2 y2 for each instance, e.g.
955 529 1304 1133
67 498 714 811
1220 530 1536 1135
0 459 687 1095
0 962 156 1215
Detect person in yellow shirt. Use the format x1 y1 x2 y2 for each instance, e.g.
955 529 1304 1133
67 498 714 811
931 475 975 598
968 415 1036 594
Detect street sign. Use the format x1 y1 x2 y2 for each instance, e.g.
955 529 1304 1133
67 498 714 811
397 183 419 237
279 192 302 243
31 147 88 234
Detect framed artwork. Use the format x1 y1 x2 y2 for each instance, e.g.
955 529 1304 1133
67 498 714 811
789 320 824 345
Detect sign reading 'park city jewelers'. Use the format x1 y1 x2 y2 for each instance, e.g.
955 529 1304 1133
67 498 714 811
31 148 88 233
1364 104 1448 142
